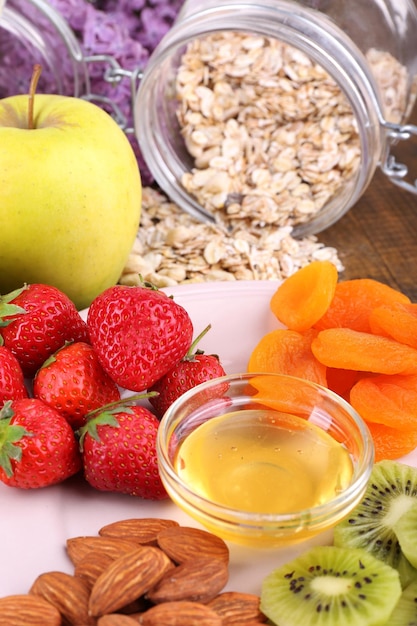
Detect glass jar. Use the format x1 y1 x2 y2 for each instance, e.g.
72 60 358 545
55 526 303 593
134 0 417 235
2 0 417 236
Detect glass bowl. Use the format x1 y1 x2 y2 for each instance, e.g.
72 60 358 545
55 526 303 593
156 372 374 548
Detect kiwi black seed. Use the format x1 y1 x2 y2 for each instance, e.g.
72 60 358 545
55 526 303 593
389 578 417 626
260 545 401 626
333 460 417 588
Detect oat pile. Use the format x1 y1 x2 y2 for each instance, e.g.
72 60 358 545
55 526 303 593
120 186 343 288
177 34 407 230
178 33 361 230
121 34 408 287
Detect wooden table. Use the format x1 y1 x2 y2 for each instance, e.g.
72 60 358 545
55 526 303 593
319 107 417 301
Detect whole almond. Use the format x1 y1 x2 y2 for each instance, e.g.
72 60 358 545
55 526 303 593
146 556 229 604
157 526 229 564
0 594 61 626
74 551 115 589
29 570 94 625
66 536 140 566
208 591 267 624
99 517 180 545
89 545 172 617
138 600 222 626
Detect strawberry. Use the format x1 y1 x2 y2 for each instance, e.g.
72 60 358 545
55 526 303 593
87 284 194 391
79 403 168 500
149 325 227 418
0 284 89 377
0 398 82 489
33 341 121 430
0 346 28 404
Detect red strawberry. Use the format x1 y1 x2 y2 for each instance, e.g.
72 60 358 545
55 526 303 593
33 341 121 430
149 325 227 418
87 284 193 391
79 403 168 500
0 346 28 404
0 398 82 489
0 284 89 377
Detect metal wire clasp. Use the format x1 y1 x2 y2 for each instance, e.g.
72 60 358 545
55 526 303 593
81 54 143 134
380 120 417 194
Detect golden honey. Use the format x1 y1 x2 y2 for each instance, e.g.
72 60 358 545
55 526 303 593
174 409 353 514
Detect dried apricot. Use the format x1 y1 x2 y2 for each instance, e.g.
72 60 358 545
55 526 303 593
364 421 417 462
369 302 417 349
311 328 417 375
314 278 410 333
249 374 318 419
270 260 338 332
249 374 350 446
350 374 417 430
247 328 327 386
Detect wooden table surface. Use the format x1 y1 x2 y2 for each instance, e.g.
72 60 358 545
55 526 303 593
319 106 417 301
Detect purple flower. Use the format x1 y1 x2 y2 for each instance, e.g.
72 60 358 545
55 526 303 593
48 0 90 32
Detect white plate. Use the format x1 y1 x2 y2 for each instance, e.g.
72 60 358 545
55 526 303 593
1 280 416 597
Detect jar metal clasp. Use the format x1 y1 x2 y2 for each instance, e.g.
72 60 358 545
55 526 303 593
81 54 143 136
380 120 417 194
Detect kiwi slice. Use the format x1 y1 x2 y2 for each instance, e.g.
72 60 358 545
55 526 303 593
394 502 417 569
389 579 417 626
260 545 401 626
333 460 417 587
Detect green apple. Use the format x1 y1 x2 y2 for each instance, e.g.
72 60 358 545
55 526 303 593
0 88 142 310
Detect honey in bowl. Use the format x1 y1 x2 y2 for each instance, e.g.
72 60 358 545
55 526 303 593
175 409 353 515
157 373 374 548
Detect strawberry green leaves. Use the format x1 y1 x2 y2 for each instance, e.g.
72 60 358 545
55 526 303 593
78 405 126 450
0 286 27 336
0 401 33 478
0 399 82 489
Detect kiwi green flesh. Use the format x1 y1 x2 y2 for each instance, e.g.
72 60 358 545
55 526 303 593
333 460 417 587
394 503 417 569
260 545 401 626
389 579 417 626
397 555 417 590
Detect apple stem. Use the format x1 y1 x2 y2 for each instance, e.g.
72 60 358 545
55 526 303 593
28 64 42 130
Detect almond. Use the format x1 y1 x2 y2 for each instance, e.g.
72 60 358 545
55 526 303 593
208 591 267 624
74 550 115 589
146 556 229 604
99 517 180 545
0 594 62 626
156 526 229 564
89 545 173 617
138 600 223 625
29 570 94 625
66 535 140 566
